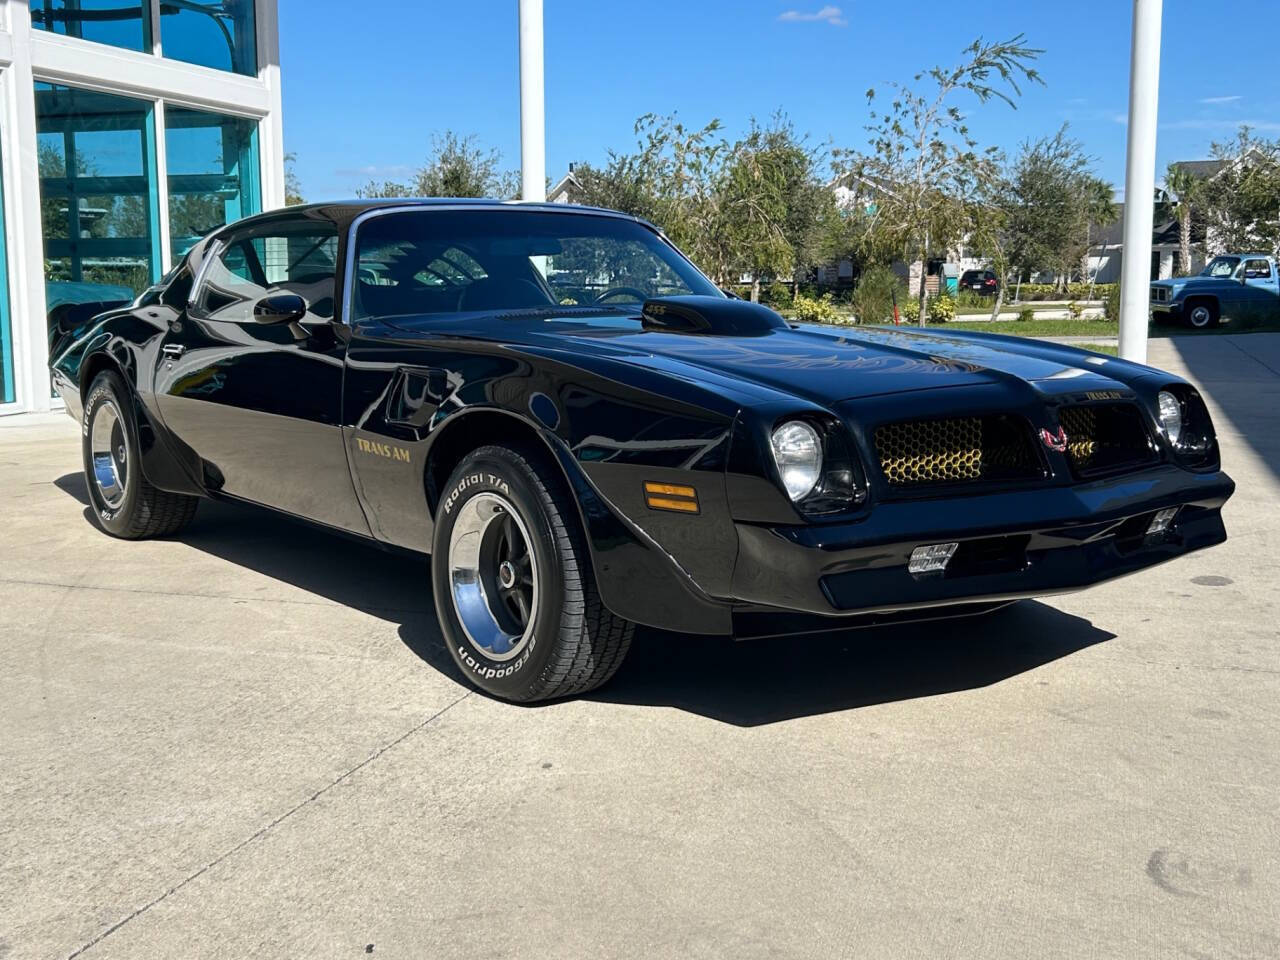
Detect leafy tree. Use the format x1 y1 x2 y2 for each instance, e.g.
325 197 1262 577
284 151 305 206
995 127 1110 286
837 35 1042 324
1161 163 1202 273
1199 128 1280 256
1071 173 1117 292
576 113 829 299
356 131 519 200
720 115 828 300
355 179 414 199
571 153 663 222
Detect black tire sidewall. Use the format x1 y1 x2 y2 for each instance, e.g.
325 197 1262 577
431 448 570 699
82 372 141 536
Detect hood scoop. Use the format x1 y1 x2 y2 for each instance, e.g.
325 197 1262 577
641 295 786 337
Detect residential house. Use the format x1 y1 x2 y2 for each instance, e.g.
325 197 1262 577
548 166 586 205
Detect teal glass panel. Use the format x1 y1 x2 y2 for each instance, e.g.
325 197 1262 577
35 83 159 355
0 136 13 404
30 0 150 52
165 107 260 258
160 0 258 76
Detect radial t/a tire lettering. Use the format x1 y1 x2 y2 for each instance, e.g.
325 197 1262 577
431 443 634 702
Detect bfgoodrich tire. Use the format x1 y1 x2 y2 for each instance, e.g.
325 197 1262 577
431 443 634 702
82 370 199 539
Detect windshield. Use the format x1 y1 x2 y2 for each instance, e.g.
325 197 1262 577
351 209 720 322
1201 256 1240 278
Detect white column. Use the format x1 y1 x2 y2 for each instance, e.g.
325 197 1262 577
1118 0 1163 364
518 0 545 202
153 99 173 273
256 0 286 209
2 1 53 410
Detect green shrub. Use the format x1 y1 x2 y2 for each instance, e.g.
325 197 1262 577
791 293 843 324
1067 300 1084 320
927 294 956 323
901 297 921 323
1104 284 1121 323
762 281 793 310
1017 307 1036 323
1013 282 1116 302
850 265 901 325
956 290 989 309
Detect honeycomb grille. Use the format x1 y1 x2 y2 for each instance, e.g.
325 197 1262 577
874 415 1041 488
1059 406 1100 468
1058 403 1157 477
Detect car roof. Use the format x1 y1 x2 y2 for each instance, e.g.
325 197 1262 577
223 198 657 237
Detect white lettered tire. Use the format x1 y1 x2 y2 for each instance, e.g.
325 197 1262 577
431 443 634 702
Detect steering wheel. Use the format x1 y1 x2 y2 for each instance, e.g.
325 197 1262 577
592 286 650 305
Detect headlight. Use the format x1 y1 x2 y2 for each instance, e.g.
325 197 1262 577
1157 390 1183 446
771 420 822 501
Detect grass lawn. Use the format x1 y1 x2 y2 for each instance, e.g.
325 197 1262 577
945 317 1119 338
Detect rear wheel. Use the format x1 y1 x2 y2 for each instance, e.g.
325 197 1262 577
82 370 199 539
1186 299 1219 329
431 443 634 702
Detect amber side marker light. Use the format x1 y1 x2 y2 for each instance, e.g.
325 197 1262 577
644 481 700 514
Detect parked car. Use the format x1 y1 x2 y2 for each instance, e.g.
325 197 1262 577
51 200 1234 702
1150 253 1280 328
960 269 1000 296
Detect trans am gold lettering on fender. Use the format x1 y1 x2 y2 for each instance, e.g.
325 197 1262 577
355 437 411 462
1085 390 1126 401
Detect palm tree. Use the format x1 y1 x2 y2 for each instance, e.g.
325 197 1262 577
1164 163 1202 275
1081 176 1117 298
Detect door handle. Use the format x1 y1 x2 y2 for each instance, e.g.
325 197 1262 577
162 344 185 359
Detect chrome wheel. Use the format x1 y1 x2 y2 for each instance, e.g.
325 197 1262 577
90 399 129 509
1189 305 1212 328
447 492 539 661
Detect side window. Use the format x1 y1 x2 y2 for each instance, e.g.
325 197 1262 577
195 222 340 322
1244 259 1271 279
159 261 195 308
353 237 490 319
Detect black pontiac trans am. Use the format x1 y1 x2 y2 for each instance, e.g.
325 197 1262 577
50 200 1234 702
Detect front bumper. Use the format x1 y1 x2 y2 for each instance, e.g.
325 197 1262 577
1150 301 1182 321
730 465 1233 617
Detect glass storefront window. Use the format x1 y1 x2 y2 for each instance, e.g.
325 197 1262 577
165 107 260 258
35 83 160 355
29 0 151 52
160 0 258 76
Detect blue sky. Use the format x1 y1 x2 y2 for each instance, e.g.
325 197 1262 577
280 0 1280 202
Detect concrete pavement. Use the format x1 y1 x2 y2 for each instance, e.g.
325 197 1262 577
2 335 1278 959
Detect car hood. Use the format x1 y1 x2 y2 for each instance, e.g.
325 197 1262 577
385 310 1142 405
1152 275 1217 290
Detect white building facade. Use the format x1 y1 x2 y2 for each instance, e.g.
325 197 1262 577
0 0 284 414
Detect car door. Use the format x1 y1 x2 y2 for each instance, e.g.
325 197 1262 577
153 215 370 534
1241 258 1280 307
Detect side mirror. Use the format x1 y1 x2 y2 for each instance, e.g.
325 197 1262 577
254 293 307 325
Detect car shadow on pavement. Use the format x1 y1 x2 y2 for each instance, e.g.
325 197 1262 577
55 472 467 687
56 473 1114 725
596 602 1113 726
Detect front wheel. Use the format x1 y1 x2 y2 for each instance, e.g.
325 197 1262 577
1186 300 1219 329
431 443 634 702
82 370 199 538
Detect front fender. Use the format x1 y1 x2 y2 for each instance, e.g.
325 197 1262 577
51 311 206 497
